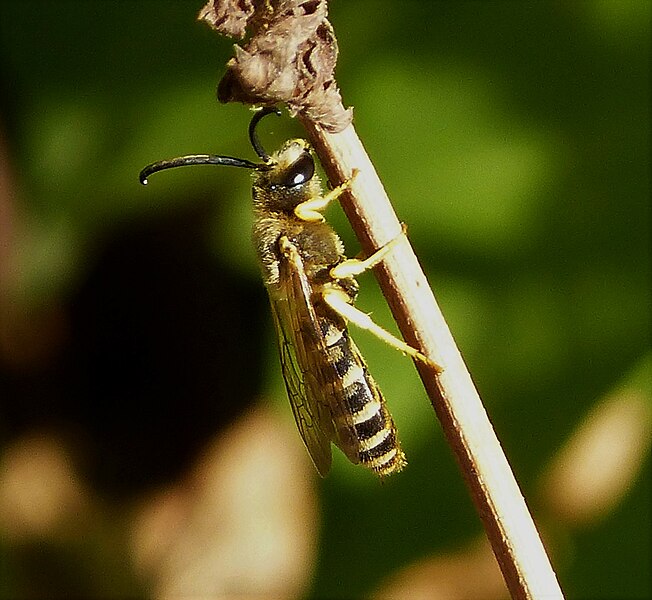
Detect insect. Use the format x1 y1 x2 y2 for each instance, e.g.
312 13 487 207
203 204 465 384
140 108 436 477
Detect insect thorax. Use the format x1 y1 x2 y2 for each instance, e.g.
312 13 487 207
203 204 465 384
251 141 348 290
252 210 349 288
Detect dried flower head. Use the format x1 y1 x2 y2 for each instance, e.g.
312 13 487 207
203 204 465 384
199 0 352 132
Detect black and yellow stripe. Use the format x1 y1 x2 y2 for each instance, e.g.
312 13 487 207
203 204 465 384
322 319 406 476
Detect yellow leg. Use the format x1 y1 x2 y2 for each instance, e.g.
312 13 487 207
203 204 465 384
330 223 407 280
322 287 442 371
294 170 358 222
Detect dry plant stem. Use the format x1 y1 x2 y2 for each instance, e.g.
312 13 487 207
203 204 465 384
301 117 564 600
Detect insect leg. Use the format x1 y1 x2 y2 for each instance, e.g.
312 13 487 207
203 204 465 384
330 224 407 279
322 287 442 371
294 169 359 222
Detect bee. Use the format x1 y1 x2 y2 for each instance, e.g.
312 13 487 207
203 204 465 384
140 108 435 477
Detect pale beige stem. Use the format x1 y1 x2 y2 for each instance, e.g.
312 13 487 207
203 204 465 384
300 117 564 600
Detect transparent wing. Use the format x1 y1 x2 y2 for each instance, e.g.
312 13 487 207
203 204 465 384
269 264 333 476
274 239 362 466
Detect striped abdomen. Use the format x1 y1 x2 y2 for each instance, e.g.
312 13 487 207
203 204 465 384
321 318 406 476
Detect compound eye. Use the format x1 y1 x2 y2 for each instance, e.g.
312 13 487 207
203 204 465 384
282 152 315 187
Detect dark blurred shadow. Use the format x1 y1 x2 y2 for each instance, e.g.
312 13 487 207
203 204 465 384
1 198 266 500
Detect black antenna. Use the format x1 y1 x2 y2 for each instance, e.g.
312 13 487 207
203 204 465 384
139 107 282 185
249 106 282 162
139 154 259 185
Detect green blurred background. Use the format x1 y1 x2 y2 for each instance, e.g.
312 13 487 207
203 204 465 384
0 1 649 599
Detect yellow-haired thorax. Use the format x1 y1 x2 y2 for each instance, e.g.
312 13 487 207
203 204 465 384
251 137 345 289
252 139 323 214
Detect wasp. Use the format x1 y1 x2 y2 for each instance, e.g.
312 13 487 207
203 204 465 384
140 108 435 477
